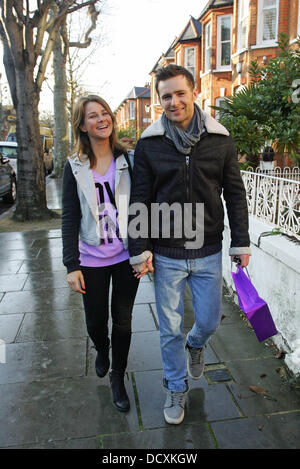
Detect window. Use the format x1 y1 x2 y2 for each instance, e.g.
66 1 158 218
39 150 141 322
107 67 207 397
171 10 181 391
237 0 249 51
145 104 150 114
257 0 278 44
129 101 135 120
217 15 232 69
204 22 211 72
184 47 196 78
215 97 226 121
176 50 181 65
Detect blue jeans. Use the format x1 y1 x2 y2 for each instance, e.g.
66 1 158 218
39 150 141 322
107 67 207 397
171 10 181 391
153 251 223 392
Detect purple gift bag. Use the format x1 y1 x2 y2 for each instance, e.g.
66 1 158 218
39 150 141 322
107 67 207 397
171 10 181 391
231 265 278 342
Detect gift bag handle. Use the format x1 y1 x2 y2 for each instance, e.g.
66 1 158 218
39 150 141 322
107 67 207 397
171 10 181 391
231 257 251 280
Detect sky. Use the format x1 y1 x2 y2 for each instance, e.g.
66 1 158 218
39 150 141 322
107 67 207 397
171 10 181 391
0 0 208 114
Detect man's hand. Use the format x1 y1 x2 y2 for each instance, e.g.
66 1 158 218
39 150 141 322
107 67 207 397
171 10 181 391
231 254 250 268
67 270 86 294
132 253 154 279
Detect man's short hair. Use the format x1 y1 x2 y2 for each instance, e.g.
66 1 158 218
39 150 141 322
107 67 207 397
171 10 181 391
155 64 195 96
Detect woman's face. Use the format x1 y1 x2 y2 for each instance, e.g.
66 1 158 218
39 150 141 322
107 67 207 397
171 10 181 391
80 101 113 142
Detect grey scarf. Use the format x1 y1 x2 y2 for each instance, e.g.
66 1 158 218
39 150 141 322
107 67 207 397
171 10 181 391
162 103 204 155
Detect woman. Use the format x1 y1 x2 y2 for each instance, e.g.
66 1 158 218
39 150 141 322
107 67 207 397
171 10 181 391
62 95 146 412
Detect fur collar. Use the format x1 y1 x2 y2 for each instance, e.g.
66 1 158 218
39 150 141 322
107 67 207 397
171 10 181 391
140 111 229 139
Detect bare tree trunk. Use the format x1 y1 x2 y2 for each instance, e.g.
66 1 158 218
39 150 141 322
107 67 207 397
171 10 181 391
14 68 51 220
51 20 69 178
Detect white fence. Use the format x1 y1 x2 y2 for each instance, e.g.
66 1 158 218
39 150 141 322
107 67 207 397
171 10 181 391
241 167 300 240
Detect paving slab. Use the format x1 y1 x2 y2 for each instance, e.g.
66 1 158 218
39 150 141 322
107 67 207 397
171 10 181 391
0 338 87 384
0 225 299 450
0 376 139 448
0 313 24 343
0 273 28 292
210 411 300 449
15 310 87 342
102 423 216 449
133 369 241 430
0 287 83 314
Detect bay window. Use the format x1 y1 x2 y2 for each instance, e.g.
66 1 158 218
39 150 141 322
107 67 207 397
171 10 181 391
217 15 232 69
257 0 278 45
237 0 249 51
184 47 196 78
204 22 211 72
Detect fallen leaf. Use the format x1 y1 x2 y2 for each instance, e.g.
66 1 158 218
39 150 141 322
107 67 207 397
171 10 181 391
249 385 268 395
260 373 266 378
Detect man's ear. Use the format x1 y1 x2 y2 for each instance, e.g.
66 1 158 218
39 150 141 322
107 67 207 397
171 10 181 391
193 88 199 102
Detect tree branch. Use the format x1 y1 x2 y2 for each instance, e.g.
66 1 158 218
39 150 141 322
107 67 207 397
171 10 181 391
0 18 17 108
69 3 99 48
67 0 99 15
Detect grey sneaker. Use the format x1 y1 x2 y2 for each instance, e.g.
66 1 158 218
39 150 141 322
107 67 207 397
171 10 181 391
163 379 188 425
186 344 205 379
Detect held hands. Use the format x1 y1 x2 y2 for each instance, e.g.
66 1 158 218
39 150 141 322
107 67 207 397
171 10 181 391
67 270 86 294
231 254 250 268
132 252 154 279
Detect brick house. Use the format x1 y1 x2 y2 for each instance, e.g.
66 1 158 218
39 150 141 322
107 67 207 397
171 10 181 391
149 0 299 120
199 1 234 116
149 39 176 123
230 0 300 93
115 86 151 139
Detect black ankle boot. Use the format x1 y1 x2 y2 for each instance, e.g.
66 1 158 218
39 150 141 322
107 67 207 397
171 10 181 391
95 348 110 378
109 370 130 412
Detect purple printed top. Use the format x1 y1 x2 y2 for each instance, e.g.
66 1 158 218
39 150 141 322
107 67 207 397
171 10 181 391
79 158 129 267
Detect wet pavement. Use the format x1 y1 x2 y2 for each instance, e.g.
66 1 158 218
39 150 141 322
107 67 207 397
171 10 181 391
0 178 300 450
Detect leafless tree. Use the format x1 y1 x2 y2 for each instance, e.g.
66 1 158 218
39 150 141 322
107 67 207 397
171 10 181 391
51 2 100 178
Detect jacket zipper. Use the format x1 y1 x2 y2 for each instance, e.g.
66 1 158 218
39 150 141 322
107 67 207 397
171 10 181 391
185 155 190 202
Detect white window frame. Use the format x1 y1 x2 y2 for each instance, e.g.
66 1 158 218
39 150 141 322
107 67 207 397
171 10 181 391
257 0 279 46
215 97 226 120
204 21 211 72
203 98 211 115
184 47 196 78
129 101 135 120
217 15 232 70
176 50 181 65
237 0 249 52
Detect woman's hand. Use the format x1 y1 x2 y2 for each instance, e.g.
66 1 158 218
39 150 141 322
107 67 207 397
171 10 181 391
132 252 154 279
67 270 86 294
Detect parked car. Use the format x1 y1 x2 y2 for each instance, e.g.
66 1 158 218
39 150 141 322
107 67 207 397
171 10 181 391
0 141 54 175
0 152 17 203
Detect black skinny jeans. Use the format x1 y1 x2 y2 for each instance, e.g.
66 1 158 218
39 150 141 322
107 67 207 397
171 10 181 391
81 260 139 372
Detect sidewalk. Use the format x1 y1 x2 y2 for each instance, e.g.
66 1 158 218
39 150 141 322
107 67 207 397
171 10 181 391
0 178 299 449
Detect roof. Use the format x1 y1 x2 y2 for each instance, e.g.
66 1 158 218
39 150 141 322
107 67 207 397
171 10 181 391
114 86 150 112
126 86 150 99
198 0 233 20
150 37 177 74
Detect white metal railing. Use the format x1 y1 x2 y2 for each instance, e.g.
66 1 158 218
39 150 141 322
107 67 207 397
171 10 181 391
241 169 300 240
246 166 300 181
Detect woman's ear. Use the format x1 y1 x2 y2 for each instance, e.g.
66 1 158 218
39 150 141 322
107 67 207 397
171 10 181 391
79 125 87 133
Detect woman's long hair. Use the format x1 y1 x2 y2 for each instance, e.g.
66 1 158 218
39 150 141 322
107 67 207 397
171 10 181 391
72 94 126 167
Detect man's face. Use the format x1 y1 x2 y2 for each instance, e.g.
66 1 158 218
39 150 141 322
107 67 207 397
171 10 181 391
158 75 198 130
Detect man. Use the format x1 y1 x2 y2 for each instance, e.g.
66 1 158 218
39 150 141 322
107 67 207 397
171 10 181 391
128 64 250 425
